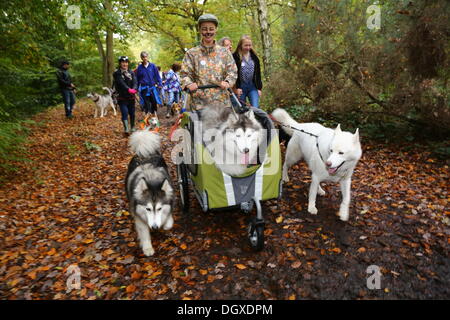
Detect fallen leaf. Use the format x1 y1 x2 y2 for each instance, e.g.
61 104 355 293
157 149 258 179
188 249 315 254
126 284 136 293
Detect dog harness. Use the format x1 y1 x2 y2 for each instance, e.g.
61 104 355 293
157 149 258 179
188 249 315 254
269 116 351 179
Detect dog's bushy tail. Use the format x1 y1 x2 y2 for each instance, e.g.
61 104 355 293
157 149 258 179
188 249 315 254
271 108 298 136
102 87 113 96
129 130 160 158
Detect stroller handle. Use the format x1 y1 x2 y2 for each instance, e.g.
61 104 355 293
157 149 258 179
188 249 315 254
183 84 220 93
182 84 249 113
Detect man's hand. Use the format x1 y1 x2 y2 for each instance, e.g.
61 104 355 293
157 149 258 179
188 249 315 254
219 81 230 90
258 90 262 97
186 83 198 92
71 83 76 88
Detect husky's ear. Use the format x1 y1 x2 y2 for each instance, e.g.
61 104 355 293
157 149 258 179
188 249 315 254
134 179 148 199
353 128 360 143
161 179 173 196
245 110 255 120
334 124 342 133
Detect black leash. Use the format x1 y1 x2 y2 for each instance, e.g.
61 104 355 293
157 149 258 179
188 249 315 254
275 122 326 164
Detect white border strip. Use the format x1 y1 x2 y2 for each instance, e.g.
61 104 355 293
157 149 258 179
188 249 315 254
254 166 264 200
222 172 236 206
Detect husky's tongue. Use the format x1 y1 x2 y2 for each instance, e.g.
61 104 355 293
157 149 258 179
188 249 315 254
242 152 250 165
328 167 338 175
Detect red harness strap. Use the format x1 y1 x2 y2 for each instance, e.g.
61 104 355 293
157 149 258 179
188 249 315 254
169 114 184 140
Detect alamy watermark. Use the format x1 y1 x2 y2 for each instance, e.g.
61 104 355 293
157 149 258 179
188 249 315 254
366 265 381 290
66 264 81 293
66 5 81 30
366 3 381 31
169 122 281 175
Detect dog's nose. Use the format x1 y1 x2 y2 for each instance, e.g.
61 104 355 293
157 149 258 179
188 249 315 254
151 223 158 229
326 161 332 167
244 148 249 153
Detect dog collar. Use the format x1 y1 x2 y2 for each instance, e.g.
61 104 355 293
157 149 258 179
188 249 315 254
93 97 100 102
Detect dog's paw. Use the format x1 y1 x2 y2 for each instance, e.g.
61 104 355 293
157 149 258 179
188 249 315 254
338 209 349 221
308 205 318 215
339 212 349 221
142 246 155 256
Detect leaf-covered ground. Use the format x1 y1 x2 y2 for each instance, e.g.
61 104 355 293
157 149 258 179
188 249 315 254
0 101 448 300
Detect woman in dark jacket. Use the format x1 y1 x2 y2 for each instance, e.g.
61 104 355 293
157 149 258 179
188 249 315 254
232 35 263 108
113 56 138 134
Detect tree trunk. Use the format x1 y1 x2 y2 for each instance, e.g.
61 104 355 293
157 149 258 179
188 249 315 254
93 31 109 87
104 0 114 87
105 29 114 86
255 0 273 79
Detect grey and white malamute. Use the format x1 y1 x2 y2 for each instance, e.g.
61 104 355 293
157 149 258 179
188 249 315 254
87 87 117 118
125 130 174 256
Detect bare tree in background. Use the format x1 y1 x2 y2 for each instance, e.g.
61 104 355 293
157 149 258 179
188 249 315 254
255 0 273 78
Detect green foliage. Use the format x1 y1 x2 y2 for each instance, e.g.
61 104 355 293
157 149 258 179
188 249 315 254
266 0 450 140
0 121 32 175
84 141 102 152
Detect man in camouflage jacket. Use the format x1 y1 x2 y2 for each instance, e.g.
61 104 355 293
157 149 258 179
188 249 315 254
180 14 237 109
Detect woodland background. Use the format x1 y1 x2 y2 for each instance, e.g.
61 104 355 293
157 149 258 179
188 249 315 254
0 0 449 173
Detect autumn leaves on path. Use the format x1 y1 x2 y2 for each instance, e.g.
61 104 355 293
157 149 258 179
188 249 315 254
0 101 448 299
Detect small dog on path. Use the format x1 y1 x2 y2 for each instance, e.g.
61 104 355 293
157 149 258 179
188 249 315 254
87 87 117 118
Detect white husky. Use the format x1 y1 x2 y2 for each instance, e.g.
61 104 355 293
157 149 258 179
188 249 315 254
271 108 362 221
87 87 117 118
201 106 264 176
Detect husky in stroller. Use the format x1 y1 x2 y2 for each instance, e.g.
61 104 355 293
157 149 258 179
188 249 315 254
172 85 283 251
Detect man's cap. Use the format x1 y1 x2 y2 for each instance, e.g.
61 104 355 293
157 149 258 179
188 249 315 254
198 14 219 27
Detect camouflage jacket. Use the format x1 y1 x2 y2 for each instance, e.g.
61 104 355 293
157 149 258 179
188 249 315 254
181 42 237 109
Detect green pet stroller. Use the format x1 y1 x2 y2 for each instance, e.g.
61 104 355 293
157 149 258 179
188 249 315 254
173 85 283 251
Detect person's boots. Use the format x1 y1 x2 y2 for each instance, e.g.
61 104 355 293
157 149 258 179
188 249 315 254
122 120 130 135
130 115 136 132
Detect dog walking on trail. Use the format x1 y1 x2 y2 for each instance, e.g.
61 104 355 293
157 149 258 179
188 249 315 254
126 130 174 256
113 56 138 135
87 87 117 118
271 108 362 222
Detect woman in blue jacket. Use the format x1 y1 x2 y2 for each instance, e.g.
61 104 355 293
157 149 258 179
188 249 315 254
135 51 162 115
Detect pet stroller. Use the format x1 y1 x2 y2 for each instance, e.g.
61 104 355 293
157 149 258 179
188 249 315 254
173 85 283 251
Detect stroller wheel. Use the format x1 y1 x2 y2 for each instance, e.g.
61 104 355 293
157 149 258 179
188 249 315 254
248 217 264 251
177 162 189 213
